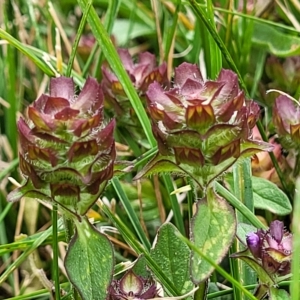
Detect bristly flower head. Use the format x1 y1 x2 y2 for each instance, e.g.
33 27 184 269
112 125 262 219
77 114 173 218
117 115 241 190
109 270 160 300
101 48 169 116
136 63 273 188
8 76 116 216
246 220 292 276
273 95 300 150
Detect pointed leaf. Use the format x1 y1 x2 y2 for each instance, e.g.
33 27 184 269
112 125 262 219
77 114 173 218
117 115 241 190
191 190 236 283
150 223 194 295
65 218 114 300
132 255 150 279
134 154 185 180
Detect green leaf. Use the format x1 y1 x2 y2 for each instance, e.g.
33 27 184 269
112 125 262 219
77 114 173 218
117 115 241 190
150 223 194 295
132 255 150 279
134 154 186 180
252 176 292 215
190 189 236 283
0 28 55 76
252 22 300 57
65 218 114 300
77 0 156 147
112 19 155 46
269 287 291 300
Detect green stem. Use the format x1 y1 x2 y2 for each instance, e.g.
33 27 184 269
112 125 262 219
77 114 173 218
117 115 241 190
229 241 241 300
214 182 267 229
0 219 63 285
77 0 156 147
178 234 258 300
291 177 300 299
0 202 12 225
0 159 19 182
101 203 180 296
66 0 92 77
293 152 300 178
111 177 151 251
162 175 185 236
52 203 61 300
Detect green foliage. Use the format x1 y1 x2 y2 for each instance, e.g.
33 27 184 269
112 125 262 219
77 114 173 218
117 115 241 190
252 176 292 215
190 189 236 284
150 223 194 295
65 218 114 300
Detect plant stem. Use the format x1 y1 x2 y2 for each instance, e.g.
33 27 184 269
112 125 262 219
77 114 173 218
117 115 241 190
52 203 61 300
291 177 300 298
214 182 267 229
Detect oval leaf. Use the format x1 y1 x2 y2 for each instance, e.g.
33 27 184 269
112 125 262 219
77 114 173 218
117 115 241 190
252 22 300 57
190 189 236 284
65 218 114 300
150 223 194 295
252 176 292 215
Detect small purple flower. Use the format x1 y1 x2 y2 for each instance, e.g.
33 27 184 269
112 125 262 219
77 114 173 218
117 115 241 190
109 271 160 300
246 231 263 259
246 221 292 276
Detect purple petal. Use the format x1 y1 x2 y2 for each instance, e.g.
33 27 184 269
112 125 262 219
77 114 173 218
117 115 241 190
269 220 284 243
217 69 239 99
28 106 57 131
138 51 156 68
118 48 134 72
181 78 204 99
274 95 300 129
33 94 49 111
54 107 79 120
43 97 70 114
246 232 261 258
49 76 74 100
18 118 35 152
174 62 203 87
72 77 103 112
67 139 99 162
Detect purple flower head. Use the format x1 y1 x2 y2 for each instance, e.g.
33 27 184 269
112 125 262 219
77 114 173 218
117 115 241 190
101 49 169 116
246 221 292 276
8 77 116 216
145 63 273 169
273 95 300 149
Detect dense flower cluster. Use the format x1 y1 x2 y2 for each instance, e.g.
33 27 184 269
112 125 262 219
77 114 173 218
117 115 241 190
8 77 115 216
246 220 292 276
137 62 273 187
101 48 169 116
